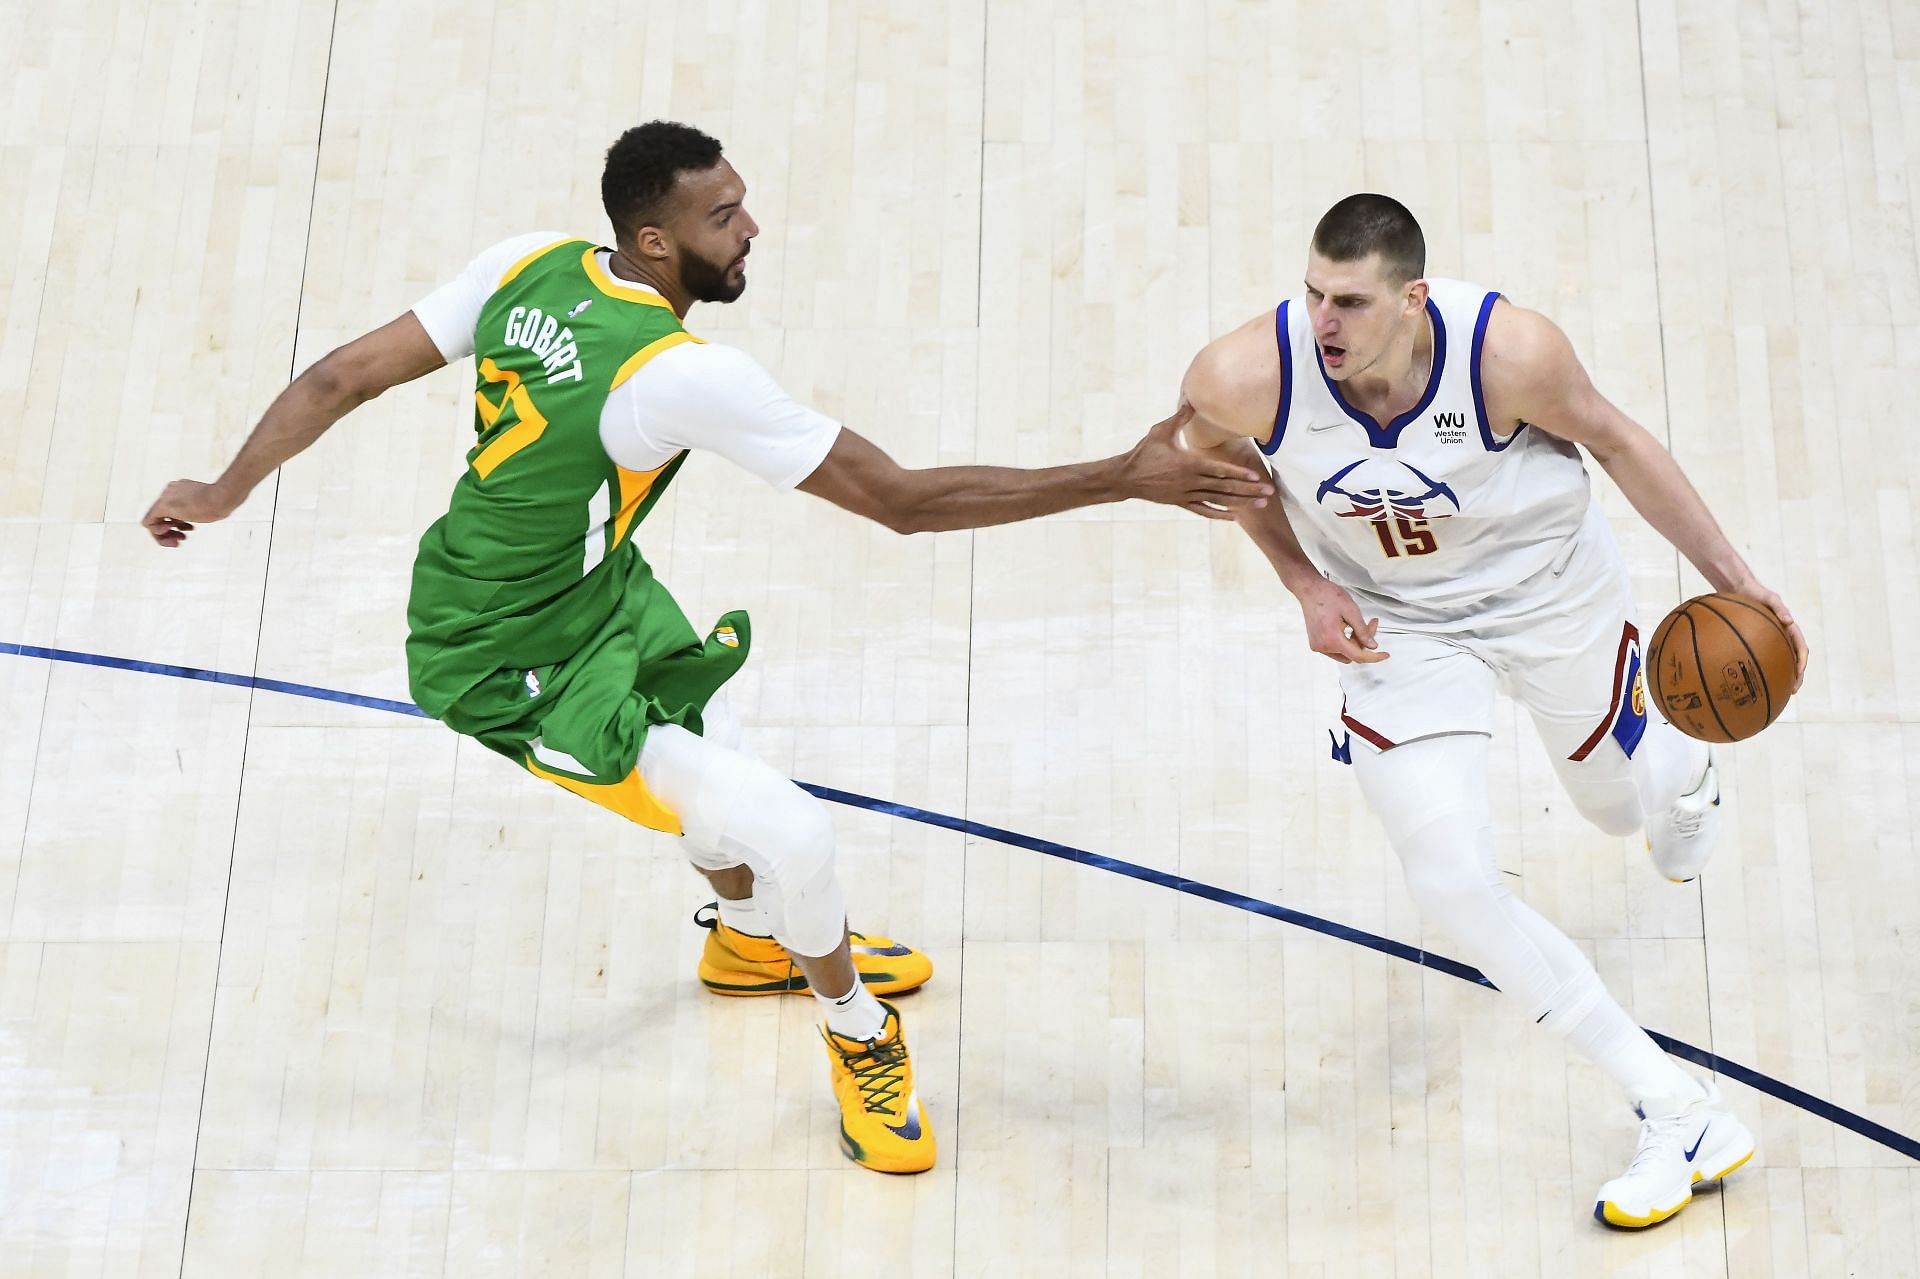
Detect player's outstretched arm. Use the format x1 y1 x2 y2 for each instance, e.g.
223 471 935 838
144 313 448 547
1484 300 1807 686
794 403 1273 534
1180 326 1387 664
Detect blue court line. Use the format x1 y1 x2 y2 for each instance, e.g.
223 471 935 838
6 638 1917 1165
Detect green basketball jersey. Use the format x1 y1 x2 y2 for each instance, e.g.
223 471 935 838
405 240 705 721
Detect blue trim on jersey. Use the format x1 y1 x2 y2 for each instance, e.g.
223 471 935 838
1470 290 1522 451
1260 300 1292 456
1314 297 1446 448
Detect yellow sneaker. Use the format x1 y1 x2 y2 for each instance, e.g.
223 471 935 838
822 1001 935 1173
692 903 933 997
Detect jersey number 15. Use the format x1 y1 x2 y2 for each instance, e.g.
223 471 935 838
1371 516 1438 558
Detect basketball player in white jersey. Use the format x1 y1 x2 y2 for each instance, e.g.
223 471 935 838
1176 194 1809 1228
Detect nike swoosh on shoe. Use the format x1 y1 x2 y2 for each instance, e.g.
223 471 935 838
885 1094 924 1140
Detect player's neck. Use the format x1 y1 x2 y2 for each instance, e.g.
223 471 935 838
608 244 693 318
1342 311 1433 414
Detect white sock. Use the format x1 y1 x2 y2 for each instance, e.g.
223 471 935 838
817 979 887 1041
716 887 773 938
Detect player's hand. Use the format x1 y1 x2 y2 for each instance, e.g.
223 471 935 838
143 479 239 547
1724 578 1809 692
1119 403 1275 520
1297 577 1388 664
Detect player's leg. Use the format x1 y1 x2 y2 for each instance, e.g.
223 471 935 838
1532 695 1719 883
677 697 931 997
1524 626 1721 882
635 718 935 1173
1352 731 1701 1101
1349 731 1750 1227
1508 518 1720 881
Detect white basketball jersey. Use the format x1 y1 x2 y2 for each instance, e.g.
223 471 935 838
1262 278 1593 615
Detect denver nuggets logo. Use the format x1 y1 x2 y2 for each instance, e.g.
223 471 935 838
1315 458 1461 524
714 624 740 649
1631 672 1645 716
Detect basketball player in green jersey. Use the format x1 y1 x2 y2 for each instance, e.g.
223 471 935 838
143 121 1275 1174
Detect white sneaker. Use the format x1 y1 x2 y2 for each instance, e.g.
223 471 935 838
1594 1083 1755 1228
1648 748 1722 883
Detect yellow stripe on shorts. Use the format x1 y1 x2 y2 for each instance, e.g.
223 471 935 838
526 755 683 835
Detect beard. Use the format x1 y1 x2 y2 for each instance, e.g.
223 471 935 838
681 245 747 303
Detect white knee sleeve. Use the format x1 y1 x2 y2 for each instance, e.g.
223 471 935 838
1353 732 1694 1103
700 696 744 753
638 722 847 957
1354 733 1597 1020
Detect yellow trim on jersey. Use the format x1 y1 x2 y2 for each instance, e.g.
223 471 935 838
582 246 676 308
609 331 702 390
611 453 686 548
496 238 580 289
526 755 683 835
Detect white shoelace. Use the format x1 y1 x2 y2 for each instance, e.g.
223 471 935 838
1626 1111 1702 1174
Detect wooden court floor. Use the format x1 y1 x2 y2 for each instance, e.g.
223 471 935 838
3 1 1919 1274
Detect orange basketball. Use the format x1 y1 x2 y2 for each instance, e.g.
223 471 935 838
1645 594 1797 743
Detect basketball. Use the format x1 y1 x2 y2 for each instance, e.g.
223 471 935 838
1646 594 1797 742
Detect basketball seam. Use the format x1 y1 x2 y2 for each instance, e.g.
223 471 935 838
1696 596 1774 728
1680 609 1735 742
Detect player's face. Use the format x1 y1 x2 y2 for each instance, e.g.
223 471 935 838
666 159 759 303
1303 251 1422 381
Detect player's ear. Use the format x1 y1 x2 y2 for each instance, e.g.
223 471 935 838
1405 277 1430 314
633 224 672 263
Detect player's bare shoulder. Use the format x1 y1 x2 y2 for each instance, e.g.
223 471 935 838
1475 297 1591 437
1180 310 1284 446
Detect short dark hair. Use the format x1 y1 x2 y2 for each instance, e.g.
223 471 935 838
1311 194 1425 284
602 121 725 238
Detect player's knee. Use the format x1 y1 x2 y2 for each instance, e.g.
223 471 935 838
1573 794 1642 837
1553 766 1644 835
772 785 836 886
1400 852 1493 925
722 766 836 889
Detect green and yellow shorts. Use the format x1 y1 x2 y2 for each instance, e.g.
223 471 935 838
440 572 750 835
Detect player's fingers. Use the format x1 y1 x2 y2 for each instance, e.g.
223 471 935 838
1183 500 1235 521
1197 475 1276 497
1202 463 1276 488
1338 612 1381 651
1193 491 1268 510
1767 608 1811 688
